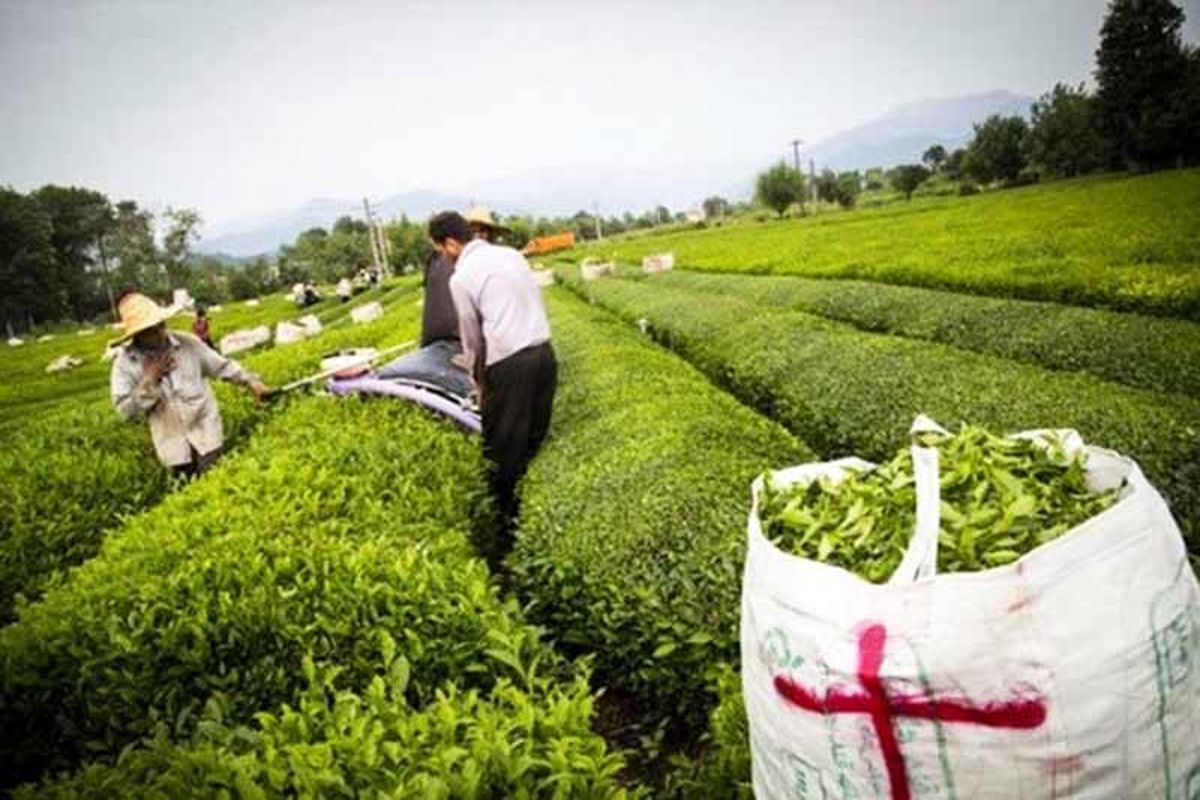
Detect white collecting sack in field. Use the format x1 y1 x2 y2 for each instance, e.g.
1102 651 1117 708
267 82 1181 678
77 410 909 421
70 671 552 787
350 301 383 324
171 288 194 311
642 252 675 274
581 261 615 281
742 416 1199 800
531 269 555 287
7 338 24 347
76 328 95 336
274 321 308 346
37 334 55 342
45 355 83 374
244 299 260 307
219 325 270 356
208 304 223 313
298 314 323 336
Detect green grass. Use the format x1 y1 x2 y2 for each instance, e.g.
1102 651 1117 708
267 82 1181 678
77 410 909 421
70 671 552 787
565 170 1200 319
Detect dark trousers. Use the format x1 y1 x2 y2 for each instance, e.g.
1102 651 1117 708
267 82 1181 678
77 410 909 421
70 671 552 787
481 342 557 528
172 445 223 480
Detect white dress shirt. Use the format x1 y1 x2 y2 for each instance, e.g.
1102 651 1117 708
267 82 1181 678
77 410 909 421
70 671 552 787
449 240 551 377
111 331 258 466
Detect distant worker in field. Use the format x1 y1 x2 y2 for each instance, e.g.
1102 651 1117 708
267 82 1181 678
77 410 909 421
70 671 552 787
110 292 271 478
191 306 214 349
336 277 353 302
429 210 557 541
465 206 509 244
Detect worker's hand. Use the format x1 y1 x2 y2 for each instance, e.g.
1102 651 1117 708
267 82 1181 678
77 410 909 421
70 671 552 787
249 380 272 403
145 353 174 382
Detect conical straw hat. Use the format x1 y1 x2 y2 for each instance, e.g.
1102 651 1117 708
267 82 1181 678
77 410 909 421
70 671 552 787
464 206 509 232
108 293 176 347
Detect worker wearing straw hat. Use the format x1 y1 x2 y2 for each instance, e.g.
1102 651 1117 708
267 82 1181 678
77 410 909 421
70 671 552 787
109 291 271 478
464 206 510 243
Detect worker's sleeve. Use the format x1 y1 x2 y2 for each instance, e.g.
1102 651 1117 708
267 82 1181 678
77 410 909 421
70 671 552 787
195 336 259 386
450 274 484 384
111 357 162 421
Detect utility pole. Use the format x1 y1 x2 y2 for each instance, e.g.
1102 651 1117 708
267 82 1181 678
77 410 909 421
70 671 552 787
810 158 818 215
790 138 803 172
593 202 603 241
790 138 805 215
362 198 384 275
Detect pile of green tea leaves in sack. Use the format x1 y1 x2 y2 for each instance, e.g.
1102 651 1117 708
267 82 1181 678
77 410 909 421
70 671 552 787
760 425 1123 582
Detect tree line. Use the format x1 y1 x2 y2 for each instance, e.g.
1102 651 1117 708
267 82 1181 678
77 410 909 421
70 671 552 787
755 0 1200 215
0 186 207 334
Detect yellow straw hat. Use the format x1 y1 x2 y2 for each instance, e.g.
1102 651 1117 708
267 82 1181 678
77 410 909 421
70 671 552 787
464 206 510 232
108 292 176 347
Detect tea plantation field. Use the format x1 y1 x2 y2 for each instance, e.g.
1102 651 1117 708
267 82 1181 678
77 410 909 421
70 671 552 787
4 175 1199 796
564 169 1200 319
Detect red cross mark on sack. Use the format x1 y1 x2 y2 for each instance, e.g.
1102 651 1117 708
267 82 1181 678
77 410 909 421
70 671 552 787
774 624 1047 800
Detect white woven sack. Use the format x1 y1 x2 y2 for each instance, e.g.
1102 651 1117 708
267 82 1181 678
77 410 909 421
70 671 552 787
298 314 323 336
274 321 308 346
742 416 1199 799
642 252 675 274
219 325 270 356
350 301 383 324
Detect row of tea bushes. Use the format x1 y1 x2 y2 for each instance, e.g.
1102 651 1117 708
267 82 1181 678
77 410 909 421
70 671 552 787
510 290 809 743
0 287 421 623
1 395 634 796
558 271 1200 554
623 269 1200 399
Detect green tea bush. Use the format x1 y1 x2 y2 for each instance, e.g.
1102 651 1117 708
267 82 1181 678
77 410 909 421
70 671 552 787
511 290 808 740
558 273 1200 553
0 288 421 622
22 666 635 799
628 270 1200 398
0 398 499 781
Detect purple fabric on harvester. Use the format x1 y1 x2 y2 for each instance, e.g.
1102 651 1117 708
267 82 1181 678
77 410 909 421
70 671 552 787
329 376 482 433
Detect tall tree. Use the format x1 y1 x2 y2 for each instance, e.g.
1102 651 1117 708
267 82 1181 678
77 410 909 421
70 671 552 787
942 149 967 181
922 144 948 173
1095 0 1189 170
755 161 805 217
1028 83 1108 178
964 115 1030 184
889 164 932 200
161 207 202 289
33 185 113 320
702 196 730 219
0 187 60 331
107 200 162 297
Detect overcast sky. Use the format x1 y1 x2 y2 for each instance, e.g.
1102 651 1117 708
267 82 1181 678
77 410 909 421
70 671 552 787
3 0 1198 227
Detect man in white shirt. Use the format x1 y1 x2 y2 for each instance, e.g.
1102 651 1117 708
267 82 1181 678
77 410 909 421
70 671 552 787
110 292 270 478
429 211 558 538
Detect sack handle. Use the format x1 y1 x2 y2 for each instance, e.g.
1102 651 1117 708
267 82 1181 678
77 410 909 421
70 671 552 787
888 415 946 584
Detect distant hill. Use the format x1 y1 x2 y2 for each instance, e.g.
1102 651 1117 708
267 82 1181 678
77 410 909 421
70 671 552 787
197 191 473 257
197 90 1034 255
807 90 1034 172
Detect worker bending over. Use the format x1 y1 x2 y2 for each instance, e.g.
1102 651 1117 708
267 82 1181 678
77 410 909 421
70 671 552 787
110 291 270 478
